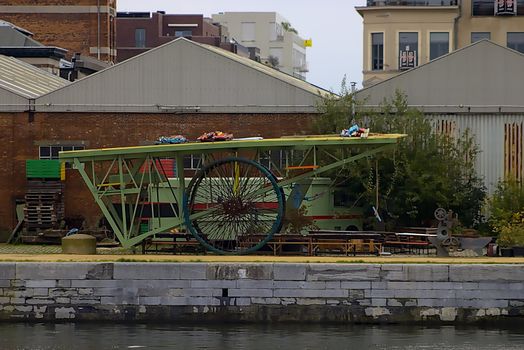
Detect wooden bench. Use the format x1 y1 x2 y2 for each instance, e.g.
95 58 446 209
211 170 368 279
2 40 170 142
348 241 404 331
312 239 382 256
385 240 432 254
142 233 204 254
267 238 313 256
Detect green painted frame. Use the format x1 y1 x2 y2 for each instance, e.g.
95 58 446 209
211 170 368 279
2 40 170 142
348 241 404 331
60 134 405 249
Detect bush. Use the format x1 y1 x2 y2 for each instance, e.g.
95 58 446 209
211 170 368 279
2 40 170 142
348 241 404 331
282 206 318 234
496 213 524 247
315 85 486 228
489 178 524 232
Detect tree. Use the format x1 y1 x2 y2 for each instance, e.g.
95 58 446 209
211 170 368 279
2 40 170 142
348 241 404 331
315 81 486 228
267 55 280 68
281 21 298 34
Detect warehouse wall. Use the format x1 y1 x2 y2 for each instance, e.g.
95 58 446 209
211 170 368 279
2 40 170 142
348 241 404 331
429 114 524 194
0 112 316 234
1 262 523 322
0 0 116 61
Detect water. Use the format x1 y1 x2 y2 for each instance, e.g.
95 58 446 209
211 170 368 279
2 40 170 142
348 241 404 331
0 323 523 350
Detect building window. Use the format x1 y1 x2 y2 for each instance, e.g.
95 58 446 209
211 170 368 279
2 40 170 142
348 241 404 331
371 33 384 70
241 22 256 41
473 0 524 16
268 47 283 67
471 32 491 43
39 145 85 160
257 150 306 173
398 32 418 70
40 145 84 168
135 28 146 48
429 32 449 60
508 32 524 53
175 30 192 37
183 154 202 170
270 22 284 41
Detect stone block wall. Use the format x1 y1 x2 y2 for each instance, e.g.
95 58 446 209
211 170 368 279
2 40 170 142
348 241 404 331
0 262 523 322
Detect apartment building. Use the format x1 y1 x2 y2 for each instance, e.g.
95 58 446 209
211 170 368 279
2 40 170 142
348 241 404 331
115 11 248 62
357 0 524 86
211 12 309 80
0 0 117 62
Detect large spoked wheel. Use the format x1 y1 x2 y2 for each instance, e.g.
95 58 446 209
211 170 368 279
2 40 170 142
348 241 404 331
184 157 285 255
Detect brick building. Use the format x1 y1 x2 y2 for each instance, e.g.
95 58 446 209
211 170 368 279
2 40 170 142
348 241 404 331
0 38 328 237
115 11 248 63
0 20 67 76
0 0 117 62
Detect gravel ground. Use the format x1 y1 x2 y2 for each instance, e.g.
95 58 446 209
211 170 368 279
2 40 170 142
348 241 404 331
0 244 523 263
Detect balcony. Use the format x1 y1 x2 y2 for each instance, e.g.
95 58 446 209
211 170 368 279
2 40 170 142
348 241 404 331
294 62 309 73
366 0 457 6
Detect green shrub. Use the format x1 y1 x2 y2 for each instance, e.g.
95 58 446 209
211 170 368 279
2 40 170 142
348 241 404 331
489 178 524 235
315 84 486 228
496 213 524 247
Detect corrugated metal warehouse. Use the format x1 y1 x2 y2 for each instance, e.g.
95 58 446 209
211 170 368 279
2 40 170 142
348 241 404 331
355 40 524 194
0 38 329 236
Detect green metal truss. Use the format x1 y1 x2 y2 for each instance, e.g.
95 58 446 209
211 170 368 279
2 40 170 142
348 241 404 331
60 134 405 248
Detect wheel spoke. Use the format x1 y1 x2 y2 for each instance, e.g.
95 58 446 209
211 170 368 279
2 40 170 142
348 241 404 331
184 157 284 254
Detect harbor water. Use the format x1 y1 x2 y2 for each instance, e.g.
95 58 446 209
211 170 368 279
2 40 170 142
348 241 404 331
0 322 523 350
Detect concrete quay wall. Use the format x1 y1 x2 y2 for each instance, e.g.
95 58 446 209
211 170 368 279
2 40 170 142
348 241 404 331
0 262 523 323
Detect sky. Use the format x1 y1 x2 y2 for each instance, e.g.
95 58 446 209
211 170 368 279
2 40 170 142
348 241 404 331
118 0 366 92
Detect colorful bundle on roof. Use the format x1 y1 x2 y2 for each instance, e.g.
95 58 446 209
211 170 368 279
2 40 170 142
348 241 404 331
197 131 234 142
154 135 188 144
340 124 369 138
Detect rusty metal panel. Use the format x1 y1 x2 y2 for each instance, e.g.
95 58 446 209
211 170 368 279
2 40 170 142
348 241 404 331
504 122 523 182
428 114 524 194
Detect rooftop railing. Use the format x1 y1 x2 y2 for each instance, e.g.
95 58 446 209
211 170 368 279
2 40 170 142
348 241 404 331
366 0 458 6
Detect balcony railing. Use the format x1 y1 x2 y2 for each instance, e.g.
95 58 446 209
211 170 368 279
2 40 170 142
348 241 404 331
366 0 458 6
294 62 309 73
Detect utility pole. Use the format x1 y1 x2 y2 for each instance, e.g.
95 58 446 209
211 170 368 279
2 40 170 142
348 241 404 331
350 81 357 124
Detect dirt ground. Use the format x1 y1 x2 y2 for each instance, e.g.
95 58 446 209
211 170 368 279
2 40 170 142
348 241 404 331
1 253 524 264
0 244 522 263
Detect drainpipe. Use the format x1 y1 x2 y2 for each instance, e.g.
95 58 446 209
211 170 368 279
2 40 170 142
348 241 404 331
97 0 101 60
453 0 462 50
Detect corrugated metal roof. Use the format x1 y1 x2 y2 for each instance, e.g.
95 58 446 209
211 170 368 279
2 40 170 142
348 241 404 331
0 54 69 98
355 40 524 110
199 41 331 96
0 26 41 46
36 38 330 114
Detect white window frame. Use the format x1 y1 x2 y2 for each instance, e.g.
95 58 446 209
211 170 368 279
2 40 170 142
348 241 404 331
241 22 256 42
370 31 385 71
428 31 451 61
39 145 85 160
183 154 202 170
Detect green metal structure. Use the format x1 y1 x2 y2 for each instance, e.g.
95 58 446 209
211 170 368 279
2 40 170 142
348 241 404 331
59 134 405 254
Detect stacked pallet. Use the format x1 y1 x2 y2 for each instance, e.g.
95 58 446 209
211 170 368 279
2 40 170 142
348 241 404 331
24 181 65 230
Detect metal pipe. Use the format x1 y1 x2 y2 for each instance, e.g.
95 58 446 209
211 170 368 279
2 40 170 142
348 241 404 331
97 0 101 60
453 0 462 50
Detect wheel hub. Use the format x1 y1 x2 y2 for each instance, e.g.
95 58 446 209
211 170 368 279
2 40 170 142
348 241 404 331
221 197 255 217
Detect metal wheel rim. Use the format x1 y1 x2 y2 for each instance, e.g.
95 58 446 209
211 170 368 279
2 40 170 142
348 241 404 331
184 157 285 255
434 208 447 221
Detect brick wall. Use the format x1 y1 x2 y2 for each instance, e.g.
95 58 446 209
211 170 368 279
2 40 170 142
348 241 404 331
0 262 523 322
0 0 116 61
0 112 316 233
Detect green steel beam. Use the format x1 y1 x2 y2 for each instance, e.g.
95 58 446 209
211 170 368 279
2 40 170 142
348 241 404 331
60 135 405 162
73 158 127 244
277 144 394 188
65 135 405 248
